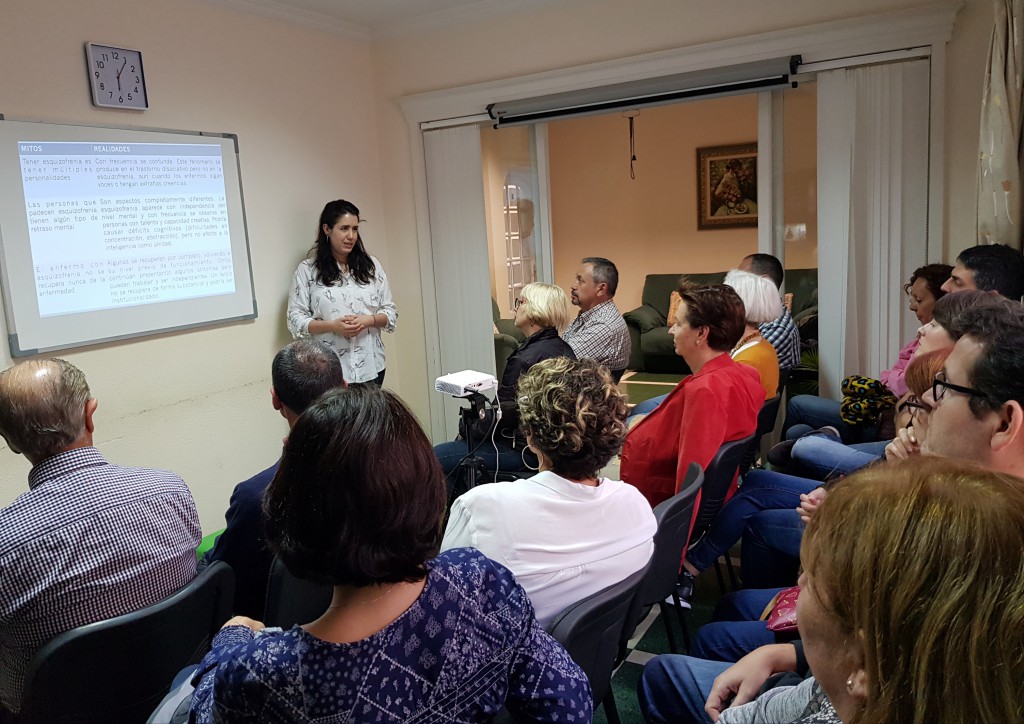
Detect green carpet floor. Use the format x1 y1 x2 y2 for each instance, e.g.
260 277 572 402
622 372 687 384
619 371 684 406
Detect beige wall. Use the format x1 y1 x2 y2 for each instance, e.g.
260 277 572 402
0 0 386 533
371 0 992 436
547 95 760 312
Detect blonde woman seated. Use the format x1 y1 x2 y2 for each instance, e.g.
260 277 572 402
441 357 656 629
435 282 574 478
723 269 782 399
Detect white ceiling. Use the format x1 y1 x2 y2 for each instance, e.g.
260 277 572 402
205 0 561 39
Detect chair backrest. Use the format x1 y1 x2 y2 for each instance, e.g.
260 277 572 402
264 556 334 629
689 433 756 545
739 395 782 476
637 464 704 609
546 562 650 704
18 561 234 724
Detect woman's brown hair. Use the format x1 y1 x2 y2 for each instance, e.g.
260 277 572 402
677 282 746 352
803 457 1024 723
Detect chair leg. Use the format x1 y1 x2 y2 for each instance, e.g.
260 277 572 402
603 689 622 724
725 555 741 590
671 592 692 653
713 559 727 591
658 601 679 653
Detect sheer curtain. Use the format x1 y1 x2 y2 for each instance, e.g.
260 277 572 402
816 60 930 398
423 125 494 439
977 0 1023 247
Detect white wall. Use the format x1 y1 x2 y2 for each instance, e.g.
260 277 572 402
370 0 992 436
0 0 387 535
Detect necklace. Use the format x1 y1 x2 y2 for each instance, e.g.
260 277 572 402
327 583 396 609
733 330 761 353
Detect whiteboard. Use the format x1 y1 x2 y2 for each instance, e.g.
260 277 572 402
0 117 257 356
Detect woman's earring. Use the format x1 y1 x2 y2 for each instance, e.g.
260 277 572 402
846 678 854 692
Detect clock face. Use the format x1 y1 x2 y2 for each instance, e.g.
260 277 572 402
86 43 148 110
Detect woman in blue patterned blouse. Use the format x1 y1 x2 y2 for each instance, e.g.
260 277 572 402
189 384 591 723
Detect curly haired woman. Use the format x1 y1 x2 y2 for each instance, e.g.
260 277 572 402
441 356 656 628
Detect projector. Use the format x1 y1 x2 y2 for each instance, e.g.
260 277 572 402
435 370 498 397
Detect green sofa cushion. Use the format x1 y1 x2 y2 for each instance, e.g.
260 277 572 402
623 304 665 335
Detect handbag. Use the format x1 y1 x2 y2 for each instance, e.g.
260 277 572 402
760 585 800 632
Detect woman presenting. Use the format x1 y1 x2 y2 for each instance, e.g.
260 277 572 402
287 200 396 385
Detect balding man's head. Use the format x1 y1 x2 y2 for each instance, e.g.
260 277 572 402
0 359 94 463
271 339 346 422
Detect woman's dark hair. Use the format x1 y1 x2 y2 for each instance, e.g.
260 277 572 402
310 199 376 286
903 263 953 300
263 385 446 586
677 281 746 352
517 357 628 480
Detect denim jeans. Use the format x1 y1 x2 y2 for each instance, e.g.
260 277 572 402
434 439 538 499
638 655 730 724
740 509 803 588
685 470 819 573
690 588 786 662
789 436 886 480
629 393 668 419
783 394 878 442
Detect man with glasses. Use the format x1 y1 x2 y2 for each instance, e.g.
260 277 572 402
922 299 1024 475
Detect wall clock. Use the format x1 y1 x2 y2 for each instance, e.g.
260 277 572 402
86 43 148 110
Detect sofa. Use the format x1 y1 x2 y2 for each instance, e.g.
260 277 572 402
623 268 818 374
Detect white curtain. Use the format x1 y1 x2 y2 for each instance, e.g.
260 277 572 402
422 125 494 440
977 0 1024 247
816 60 931 399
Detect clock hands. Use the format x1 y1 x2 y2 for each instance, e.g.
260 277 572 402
116 57 127 91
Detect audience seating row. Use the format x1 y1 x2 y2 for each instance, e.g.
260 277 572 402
14 400 768 724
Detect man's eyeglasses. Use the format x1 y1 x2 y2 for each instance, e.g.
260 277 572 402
932 371 988 403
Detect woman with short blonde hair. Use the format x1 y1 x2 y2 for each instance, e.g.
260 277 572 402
517 282 572 333
434 282 576 480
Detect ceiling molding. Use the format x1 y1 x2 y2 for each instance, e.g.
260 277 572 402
200 0 371 40
369 0 567 40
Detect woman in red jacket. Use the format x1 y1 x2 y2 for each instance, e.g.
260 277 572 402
621 283 763 508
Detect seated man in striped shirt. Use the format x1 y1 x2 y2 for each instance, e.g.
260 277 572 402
0 359 200 719
737 253 801 374
563 256 631 381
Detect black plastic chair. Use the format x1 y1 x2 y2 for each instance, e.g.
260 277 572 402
264 556 334 629
687 433 756 591
547 562 650 724
18 561 234 724
739 394 783 477
624 464 703 655
689 432 757 544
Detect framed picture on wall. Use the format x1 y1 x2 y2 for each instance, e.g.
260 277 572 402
696 143 758 230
